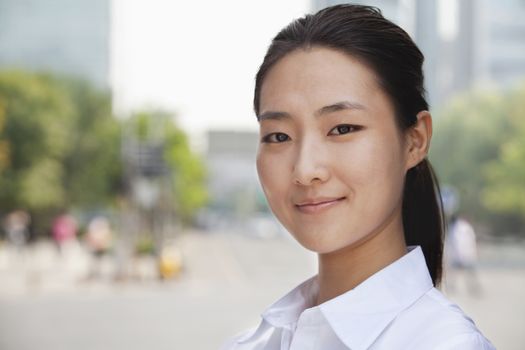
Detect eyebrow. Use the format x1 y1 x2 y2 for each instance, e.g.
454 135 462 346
257 111 291 122
315 101 366 116
257 100 366 122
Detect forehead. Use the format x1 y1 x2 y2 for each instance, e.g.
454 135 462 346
259 47 390 115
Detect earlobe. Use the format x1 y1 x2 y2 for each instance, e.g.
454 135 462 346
406 110 432 170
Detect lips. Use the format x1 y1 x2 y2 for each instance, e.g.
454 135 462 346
295 197 346 214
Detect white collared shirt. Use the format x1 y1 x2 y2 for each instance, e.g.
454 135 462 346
221 246 495 350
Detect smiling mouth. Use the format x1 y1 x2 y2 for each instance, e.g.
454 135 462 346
295 197 346 214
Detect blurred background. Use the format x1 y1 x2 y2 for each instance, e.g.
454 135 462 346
0 0 524 349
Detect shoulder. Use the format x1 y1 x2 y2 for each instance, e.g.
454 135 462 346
375 288 495 349
433 332 496 350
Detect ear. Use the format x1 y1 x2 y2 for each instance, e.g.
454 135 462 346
405 110 432 170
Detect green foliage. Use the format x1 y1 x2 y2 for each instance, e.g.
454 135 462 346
165 128 209 224
0 69 207 232
20 158 65 209
0 70 122 232
0 71 74 211
430 84 525 235
134 235 155 255
57 78 122 207
127 110 208 224
482 84 525 218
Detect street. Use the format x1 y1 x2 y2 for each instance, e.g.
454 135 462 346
0 231 524 350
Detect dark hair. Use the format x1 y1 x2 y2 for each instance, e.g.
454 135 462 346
253 4 444 285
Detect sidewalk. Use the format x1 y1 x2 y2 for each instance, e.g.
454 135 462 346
0 239 161 297
0 232 524 350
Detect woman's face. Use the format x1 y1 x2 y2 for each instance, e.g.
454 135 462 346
256 47 412 254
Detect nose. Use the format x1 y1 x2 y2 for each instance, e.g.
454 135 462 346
292 138 330 186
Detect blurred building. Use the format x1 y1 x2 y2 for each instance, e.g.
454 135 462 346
442 0 525 98
312 0 525 107
206 130 264 217
430 0 525 104
0 0 110 88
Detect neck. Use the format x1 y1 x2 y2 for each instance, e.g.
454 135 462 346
316 208 406 305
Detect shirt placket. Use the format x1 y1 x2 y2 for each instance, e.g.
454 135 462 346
280 326 294 350
288 308 321 350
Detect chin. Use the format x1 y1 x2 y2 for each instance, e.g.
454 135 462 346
290 227 355 255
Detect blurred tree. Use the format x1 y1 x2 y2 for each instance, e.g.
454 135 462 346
0 71 74 212
164 124 209 224
430 84 525 235
0 96 10 174
127 110 208 225
0 70 122 234
57 78 122 208
482 84 525 221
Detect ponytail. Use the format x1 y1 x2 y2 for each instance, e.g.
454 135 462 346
402 159 445 286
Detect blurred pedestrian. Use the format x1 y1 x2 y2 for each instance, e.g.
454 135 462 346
85 216 113 279
52 212 78 254
445 214 482 295
2 210 31 251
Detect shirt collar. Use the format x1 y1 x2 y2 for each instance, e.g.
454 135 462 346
238 246 434 349
235 276 319 344
319 246 434 349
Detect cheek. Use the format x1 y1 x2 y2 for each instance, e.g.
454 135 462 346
335 132 406 195
365 136 407 204
256 150 286 205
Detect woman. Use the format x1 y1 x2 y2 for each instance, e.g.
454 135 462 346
223 4 495 349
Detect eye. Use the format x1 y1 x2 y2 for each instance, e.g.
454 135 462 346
328 124 361 136
261 132 291 143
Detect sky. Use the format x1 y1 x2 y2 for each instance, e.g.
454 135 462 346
111 0 310 147
110 0 462 151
